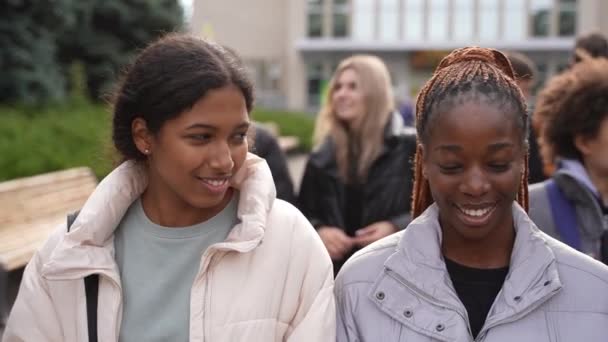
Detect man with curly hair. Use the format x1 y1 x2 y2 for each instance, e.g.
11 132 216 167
529 50 608 264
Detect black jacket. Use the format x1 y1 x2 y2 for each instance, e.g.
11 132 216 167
297 114 417 268
253 124 296 204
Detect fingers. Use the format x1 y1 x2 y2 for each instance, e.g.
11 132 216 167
355 225 377 237
318 227 355 260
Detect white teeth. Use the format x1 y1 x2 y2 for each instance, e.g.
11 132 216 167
460 207 493 217
202 179 227 187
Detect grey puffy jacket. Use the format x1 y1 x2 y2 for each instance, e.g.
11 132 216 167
529 166 607 260
335 203 608 341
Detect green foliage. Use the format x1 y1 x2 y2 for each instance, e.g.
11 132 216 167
0 98 113 181
59 0 184 100
0 102 315 182
252 109 315 152
0 0 74 104
0 0 183 104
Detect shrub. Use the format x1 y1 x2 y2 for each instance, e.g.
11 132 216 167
0 101 315 181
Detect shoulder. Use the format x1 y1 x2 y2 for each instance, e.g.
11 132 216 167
27 223 69 273
336 232 402 291
527 181 555 234
528 180 549 199
266 199 327 250
264 199 333 271
547 235 608 300
307 138 336 169
253 124 275 147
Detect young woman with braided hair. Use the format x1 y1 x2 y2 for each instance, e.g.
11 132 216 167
335 47 608 342
529 51 608 264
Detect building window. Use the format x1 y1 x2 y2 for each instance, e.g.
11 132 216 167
307 62 324 108
531 0 552 37
333 0 349 37
428 0 448 41
352 0 374 40
307 0 323 38
559 0 577 36
503 0 526 41
380 0 399 41
453 0 474 41
478 0 499 41
403 0 423 40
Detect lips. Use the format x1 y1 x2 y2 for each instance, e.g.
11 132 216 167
454 203 497 227
196 176 230 194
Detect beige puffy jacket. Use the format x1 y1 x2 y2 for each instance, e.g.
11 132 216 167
4 154 336 341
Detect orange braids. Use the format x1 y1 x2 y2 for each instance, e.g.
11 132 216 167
411 47 529 218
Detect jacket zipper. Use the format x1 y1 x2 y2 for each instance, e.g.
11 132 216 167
385 268 475 339
474 288 559 342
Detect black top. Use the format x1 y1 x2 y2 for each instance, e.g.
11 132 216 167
297 114 417 273
253 124 296 203
445 257 509 339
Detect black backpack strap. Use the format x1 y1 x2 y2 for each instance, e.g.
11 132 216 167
66 211 80 232
66 211 99 342
84 274 99 342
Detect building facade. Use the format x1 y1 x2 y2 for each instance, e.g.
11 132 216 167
191 0 608 112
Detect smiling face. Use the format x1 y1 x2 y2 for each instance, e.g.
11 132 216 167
139 85 250 222
421 100 526 243
331 68 366 125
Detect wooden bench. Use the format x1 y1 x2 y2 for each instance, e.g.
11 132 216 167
0 167 97 321
0 167 98 271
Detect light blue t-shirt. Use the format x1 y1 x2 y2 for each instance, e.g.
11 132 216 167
114 194 239 342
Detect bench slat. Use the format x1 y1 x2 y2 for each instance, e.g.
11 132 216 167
0 167 97 271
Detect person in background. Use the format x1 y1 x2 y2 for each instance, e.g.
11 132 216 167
529 50 608 264
398 96 415 127
252 123 296 203
4 34 335 341
297 55 416 273
505 51 546 184
335 47 608 341
571 31 608 65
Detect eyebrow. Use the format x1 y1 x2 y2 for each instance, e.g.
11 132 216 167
434 142 515 153
487 142 515 152
185 122 250 130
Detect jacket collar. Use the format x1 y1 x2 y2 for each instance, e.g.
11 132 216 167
555 159 602 202
41 153 276 280
373 203 561 339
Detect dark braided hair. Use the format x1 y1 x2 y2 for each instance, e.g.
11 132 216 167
411 47 529 218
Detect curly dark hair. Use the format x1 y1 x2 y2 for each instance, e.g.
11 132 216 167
505 51 537 81
534 53 608 167
573 32 608 64
411 47 529 217
111 33 254 162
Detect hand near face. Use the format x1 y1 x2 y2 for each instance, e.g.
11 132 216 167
354 221 397 247
317 226 356 261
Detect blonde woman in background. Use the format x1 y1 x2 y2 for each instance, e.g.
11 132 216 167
297 55 416 273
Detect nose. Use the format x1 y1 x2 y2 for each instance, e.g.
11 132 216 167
459 166 490 198
334 86 348 100
208 141 234 172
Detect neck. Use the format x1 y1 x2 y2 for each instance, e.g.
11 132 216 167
441 221 515 269
585 163 608 205
141 183 233 228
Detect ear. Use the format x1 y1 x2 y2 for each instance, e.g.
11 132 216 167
418 144 428 179
574 134 592 157
132 117 153 155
